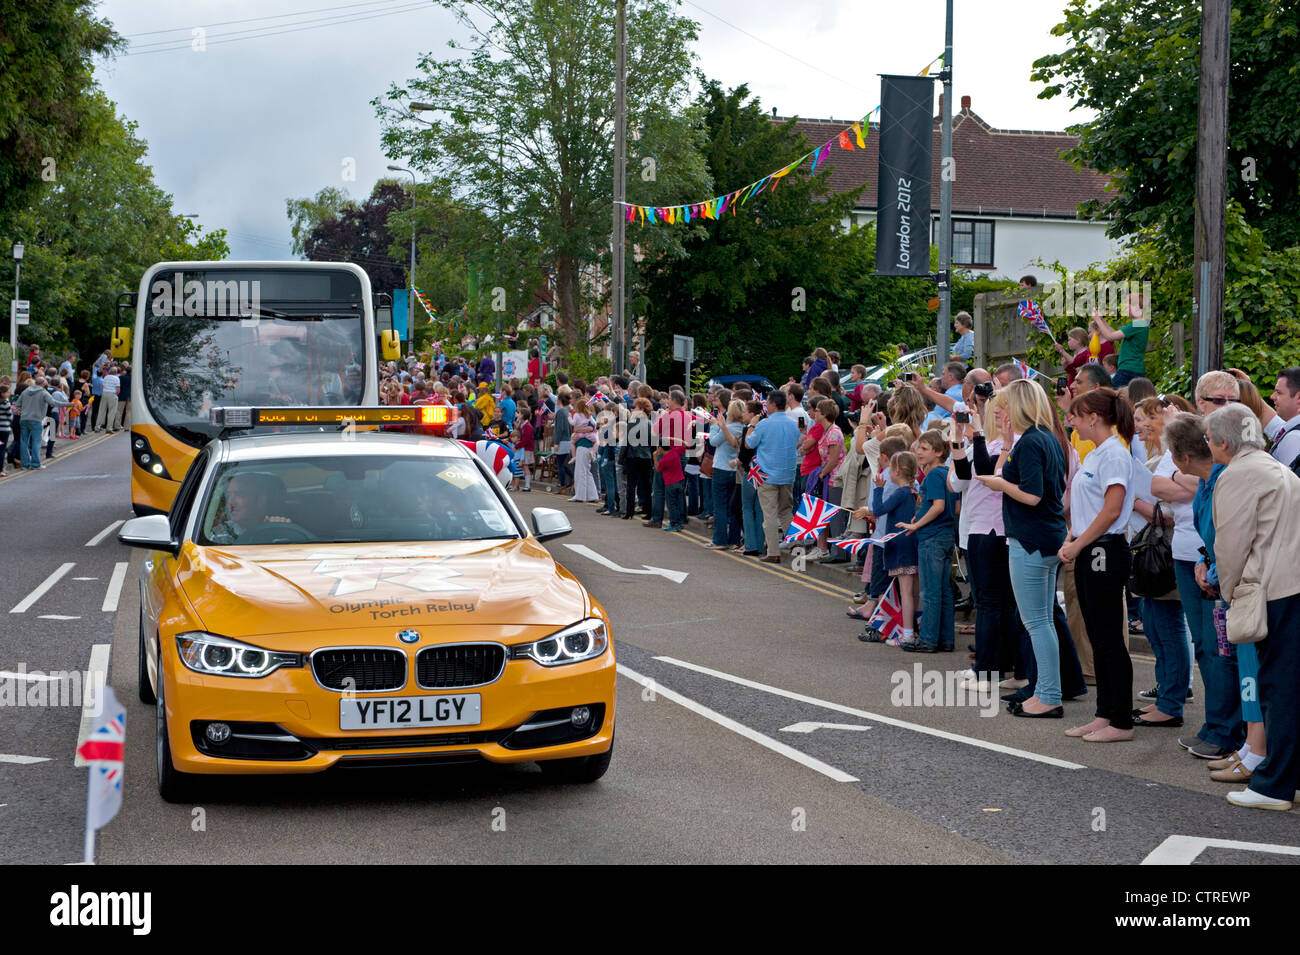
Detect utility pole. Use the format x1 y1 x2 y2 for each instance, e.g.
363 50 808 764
935 0 954 366
1192 0 1229 376
611 0 627 376
387 165 417 350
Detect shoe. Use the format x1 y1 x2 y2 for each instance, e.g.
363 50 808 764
704 543 727 550
1190 741 1233 760
1133 715 1184 728
1177 736 1205 752
1207 752 1242 771
1186 687 1194 701
959 678 994 693
743 550 761 556
1083 728 1134 742
730 545 744 552
761 555 780 564
999 678 1028 689
620 514 632 519
900 640 939 653
595 508 610 515
1210 762 1253 783
858 629 884 643
844 564 864 574
819 555 848 565
1001 689 1032 704
954 597 974 613
642 521 662 528
1226 789 1293 811
663 524 683 532
1010 704 1064 719
1137 686 1158 701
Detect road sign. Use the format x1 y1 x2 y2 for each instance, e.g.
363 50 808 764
672 334 694 362
11 300 30 325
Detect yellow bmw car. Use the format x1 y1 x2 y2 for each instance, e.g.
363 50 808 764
118 408 615 801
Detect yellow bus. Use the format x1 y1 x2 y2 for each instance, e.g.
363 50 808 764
118 261 400 515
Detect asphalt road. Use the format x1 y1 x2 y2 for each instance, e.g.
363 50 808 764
3 439 1297 865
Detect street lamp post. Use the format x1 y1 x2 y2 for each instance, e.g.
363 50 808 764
10 242 23 377
387 165 417 351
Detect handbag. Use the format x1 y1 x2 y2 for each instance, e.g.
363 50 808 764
1225 581 1268 644
1128 502 1176 598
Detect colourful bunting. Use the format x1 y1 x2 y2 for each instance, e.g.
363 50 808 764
838 130 853 151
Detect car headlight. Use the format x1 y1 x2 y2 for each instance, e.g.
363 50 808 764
176 632 302 678
514 618 609 667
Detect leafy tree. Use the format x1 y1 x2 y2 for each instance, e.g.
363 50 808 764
3 92 228 359
285 187 351 256
375 0 708 358
0 0 121 228
1033 0 1300 251
636 82 934 385
300 180 408 294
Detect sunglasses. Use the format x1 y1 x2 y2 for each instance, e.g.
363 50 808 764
1199 396 1233 406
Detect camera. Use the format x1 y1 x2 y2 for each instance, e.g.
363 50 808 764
973 381 994 399
1055 376 1068 396
954 410 971 424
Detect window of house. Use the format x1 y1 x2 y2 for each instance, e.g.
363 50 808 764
952 219 994 267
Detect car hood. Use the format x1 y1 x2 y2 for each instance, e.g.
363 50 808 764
177 539 590 637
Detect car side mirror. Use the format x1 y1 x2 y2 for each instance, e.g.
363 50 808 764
530 507 572 542
118 515 180 555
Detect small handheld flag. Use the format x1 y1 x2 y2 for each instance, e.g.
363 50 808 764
78 686 125 864
747 462 767 489
867 581 905 641
1018 299 1051 336
784 493 843 543
827 537 871 558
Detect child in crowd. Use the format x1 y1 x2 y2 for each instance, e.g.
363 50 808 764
898 430 959 651
64 391 84 439
516 404 534 491
872 449 920 646
0 384 11 476
851 435 909 625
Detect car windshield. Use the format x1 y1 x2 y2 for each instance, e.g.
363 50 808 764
197 454 519 546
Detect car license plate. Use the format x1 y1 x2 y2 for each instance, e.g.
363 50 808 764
339 694 481 730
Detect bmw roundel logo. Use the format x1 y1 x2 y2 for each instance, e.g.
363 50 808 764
397 630 421 645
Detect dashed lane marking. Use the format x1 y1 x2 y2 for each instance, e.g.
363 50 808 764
652 654 1087 770
101 562 128 613
0 755 50 765
85 520 124 546
9 563 76 614
73 644 112 768
616 663 859 783
38 615 81 621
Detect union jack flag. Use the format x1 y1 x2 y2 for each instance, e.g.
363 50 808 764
784 492 842 543
1018 299 1050 335
867 580 905 641
864 531 901 547
1013 357 1037 381
827 536 870 557
78 687 125 832
747 462 766 488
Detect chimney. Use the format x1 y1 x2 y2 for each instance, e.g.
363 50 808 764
961 95 971 110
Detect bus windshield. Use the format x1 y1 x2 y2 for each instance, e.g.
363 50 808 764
142 268 368 444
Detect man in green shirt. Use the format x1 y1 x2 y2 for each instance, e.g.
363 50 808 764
1091 293 1148 388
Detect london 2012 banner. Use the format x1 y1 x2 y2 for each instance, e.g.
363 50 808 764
875 75 934 276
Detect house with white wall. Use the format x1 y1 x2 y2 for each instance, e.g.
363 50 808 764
781 95 1120 280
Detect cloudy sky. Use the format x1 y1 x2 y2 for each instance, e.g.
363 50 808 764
94 0 1092 260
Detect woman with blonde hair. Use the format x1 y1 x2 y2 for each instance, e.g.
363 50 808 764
975 379 1071 718
707 399 746 549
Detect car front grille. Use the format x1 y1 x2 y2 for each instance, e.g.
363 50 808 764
416 644 506 689
312 648 407 692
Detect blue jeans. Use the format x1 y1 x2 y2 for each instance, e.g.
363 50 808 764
1142 596 1191 719
651 470 665 522
19 418 42 469
554 452 570 488
740 476 764 552
599 455 617 512
665 480 685 527
685 472 701 514
699 476 713 519
711 471 740 546
1008 538 1063 706
917 531 955 650
1174 559 1241 749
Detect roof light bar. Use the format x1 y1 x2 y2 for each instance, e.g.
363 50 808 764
210 406 458 430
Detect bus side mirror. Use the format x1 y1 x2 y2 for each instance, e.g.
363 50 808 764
111 328 132 359
380 330 401 361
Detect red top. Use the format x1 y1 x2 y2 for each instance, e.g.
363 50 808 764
520 421 535 451
800 421 825 476
1065 340 1115 385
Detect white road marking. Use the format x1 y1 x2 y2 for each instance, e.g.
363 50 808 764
9 562 76 614
56 474 111 481
38 615 81 621
0 670 63 682
101 562 128 613
781 721 872 734
563 543 689 583
616 663 858 782
653 655 1086 771
74 644 112 768
0 754 50 765
1142 834 1300 865
72 577 98 581
85 520 124 546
